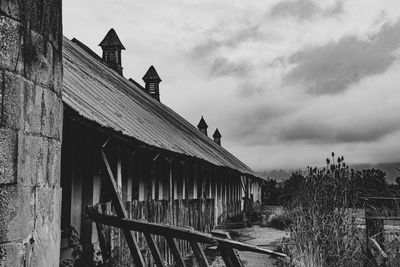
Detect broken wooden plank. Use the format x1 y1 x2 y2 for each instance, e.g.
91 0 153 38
166 236 185 267
144 233 166 267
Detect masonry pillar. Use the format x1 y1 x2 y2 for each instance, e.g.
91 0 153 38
0 1 63 266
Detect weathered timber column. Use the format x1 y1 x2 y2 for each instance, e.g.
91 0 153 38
0 1 63 266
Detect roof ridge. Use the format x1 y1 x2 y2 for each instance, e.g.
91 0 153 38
71 38 105 65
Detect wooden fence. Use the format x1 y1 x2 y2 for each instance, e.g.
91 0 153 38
95 198 219 266
89 206 289 267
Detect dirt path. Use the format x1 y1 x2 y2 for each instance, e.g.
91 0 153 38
210 225 288 267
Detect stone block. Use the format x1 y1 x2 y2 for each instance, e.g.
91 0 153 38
35 187 55 226
0 16 58 88
0 71 24 130
0 184 35 243
0 129 18 185
47 139 61 187
32 187 61 267
0 16 24 74
0 242 24 267
23 81 44 134
17 133 48 186
1 72 43 134
41 89 62 139
23 30 55 88
52 46 63 96
0 0 62 51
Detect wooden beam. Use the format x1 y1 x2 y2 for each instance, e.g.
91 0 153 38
88 207 217 244
166 237 186 267
144 233 166 267
101 150 145 267
153 152 161 162
189 241 209 267
117 151 122 197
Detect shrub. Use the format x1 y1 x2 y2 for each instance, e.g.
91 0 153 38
286 154 364 266
267 213 292 230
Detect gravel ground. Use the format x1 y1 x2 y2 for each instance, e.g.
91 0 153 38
209 225 288 267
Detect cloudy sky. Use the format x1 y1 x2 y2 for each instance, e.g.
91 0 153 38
63 0 400 171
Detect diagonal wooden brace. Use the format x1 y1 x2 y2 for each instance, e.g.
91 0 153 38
101 150 145 267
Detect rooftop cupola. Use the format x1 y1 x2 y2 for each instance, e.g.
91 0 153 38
213 128 222 146
99 28 125 75
143 65 162 101
197 116 208 136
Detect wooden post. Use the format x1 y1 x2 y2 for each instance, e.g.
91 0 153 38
193 164 198 199
127 163 133 201
117 148 123 197
170 163 174 201
92 167 102 245
182 163 186 199
71 167 83 236
214 170 218 225
173 164 178 200
208 169 212 199
152 169 156 200
158 162 164 200
138 153 145 201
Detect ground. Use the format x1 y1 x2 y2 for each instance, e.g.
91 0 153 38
209 225 288 267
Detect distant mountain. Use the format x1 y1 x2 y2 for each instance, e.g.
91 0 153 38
258 162 400 184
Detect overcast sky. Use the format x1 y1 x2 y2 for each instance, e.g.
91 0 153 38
64 0 400 171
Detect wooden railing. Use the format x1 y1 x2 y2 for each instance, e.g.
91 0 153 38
87 206 289 267
92 145 288 266
91 199 217 265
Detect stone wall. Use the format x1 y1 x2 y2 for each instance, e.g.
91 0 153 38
0 1 63 266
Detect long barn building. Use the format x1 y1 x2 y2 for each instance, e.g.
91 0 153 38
0 1 262 263
59 29 263 264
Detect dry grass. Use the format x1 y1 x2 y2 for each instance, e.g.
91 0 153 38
282 154 365 266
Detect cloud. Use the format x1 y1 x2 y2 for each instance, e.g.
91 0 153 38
285 19 400 94
269 0 344 20
191 24 265 59
209 57 254 77
226 60 400 149
279 119 400 143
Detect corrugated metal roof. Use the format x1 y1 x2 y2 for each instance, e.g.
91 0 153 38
62 37 256 176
